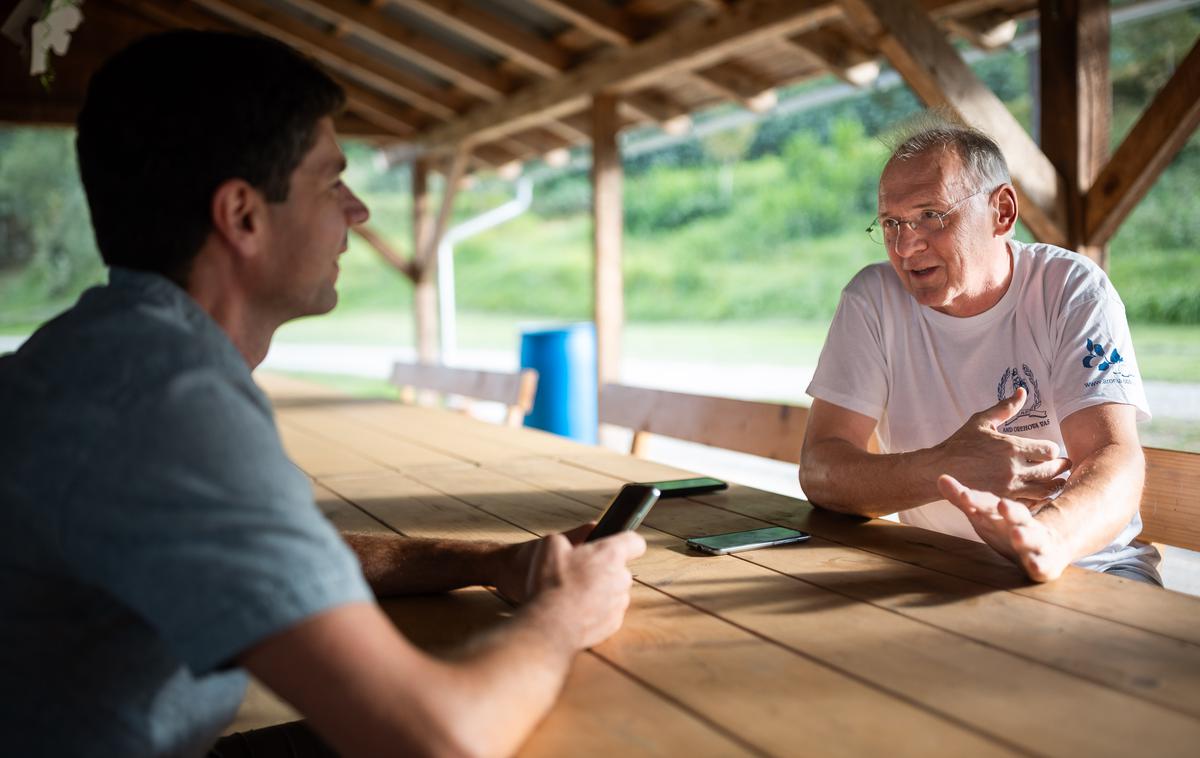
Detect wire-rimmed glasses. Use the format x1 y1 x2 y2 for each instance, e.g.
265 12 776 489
866 190 984 245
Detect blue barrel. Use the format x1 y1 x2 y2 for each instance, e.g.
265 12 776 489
520 323 598 444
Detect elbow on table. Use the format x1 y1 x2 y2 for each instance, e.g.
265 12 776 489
799 458 891 519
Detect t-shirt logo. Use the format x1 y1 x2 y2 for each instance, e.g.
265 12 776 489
997 364 1049 433
1083 337 1124 372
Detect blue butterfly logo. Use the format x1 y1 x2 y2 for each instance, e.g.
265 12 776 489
1083 338 1123 371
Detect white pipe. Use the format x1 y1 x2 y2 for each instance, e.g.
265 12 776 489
437 177 533 362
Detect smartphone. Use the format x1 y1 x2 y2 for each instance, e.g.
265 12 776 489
686 526 811 555
586 484 662 542
649 477 728 498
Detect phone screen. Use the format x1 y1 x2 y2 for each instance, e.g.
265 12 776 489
651 477 728 498
587 484 662 542
686 526 810 555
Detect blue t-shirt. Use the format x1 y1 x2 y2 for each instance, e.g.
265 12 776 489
0 268 372 757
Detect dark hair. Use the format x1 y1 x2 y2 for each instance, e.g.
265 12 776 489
76 30 345 284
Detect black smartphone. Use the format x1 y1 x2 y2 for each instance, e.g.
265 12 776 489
649 477 728 498
586 484 662 542
686 526 811 555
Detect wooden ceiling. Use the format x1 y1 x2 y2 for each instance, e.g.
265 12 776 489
0 0 1042 170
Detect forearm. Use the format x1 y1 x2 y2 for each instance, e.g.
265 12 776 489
344 533 517 597
801 438 943 517
1032 442 1144 561
429 596 579 757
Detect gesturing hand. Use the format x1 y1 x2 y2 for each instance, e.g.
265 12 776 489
937 475 1072 581
934 388 1071 501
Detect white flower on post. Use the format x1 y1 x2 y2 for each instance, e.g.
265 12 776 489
30 0 83 77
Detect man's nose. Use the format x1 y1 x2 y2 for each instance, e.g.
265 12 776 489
344 185 370 226
891 223 923 258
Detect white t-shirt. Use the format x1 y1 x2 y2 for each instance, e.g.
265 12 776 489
806 239 1157 575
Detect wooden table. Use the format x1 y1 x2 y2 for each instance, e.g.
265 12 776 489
257 373 1200 757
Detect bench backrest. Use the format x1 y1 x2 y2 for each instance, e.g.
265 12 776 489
390 362 538 427
599 383 809 463
1141 446 1200 552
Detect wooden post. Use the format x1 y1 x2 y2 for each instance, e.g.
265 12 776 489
592 92 624 388
412 157 440 365
1039 0 1110 267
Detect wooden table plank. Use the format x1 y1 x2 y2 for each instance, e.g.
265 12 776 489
262 379 1200 756
281 404 469 469
383 465 1200 756
491 457 1200 717
304 403 1200 721
326 471 1020 757
277 422 390 478
555 450 1200 647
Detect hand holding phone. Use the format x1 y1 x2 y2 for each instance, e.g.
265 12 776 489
586 484 662 542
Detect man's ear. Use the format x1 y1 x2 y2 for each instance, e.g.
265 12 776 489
993 184 1018 237
210 178 267 259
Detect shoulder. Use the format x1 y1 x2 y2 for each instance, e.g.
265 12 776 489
9 277 259 413
1013 239 1118 306
839 261 915 321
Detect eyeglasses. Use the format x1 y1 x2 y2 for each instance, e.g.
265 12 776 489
866 190 984 245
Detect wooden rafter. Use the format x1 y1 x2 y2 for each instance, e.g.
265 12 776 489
389 0 571 78
787 27 880 86
1086 35 1200 247
417 0 840 152
118 0 416 138
188 0 459 122
286 0 511 101
530 0 780 112
841 0 1068 246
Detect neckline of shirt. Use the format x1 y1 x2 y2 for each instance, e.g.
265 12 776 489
917 239 1025 332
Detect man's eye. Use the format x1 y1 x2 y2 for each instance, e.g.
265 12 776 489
921 210 942 221
881 219 900 230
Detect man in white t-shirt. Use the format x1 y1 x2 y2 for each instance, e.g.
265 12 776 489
801 123 1159 584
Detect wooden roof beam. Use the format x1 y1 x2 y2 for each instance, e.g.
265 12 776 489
693 60 780 111
386 0 570 78
121 0 417 139
840 0 1067 246
787 28 880 87
527 0 784 118
523 0 642 48
417 0 839 153
284 0 511 101
188 0 461 122
1086 35 1200 247
944 10 1019 52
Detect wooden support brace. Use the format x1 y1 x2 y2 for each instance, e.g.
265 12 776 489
1086 36 1200 248
592 92 624 388
841 0 1068 247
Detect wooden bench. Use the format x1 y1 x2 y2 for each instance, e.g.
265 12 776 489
599 383 810 463
1141 446 1200 552
390 362 538 428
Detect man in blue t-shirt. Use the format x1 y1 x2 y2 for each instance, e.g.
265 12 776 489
0 31 644 757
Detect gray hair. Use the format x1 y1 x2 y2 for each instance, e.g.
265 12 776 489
885 119 1011 195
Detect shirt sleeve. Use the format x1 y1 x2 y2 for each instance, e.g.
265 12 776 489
805 287 889 420
60 366 373 675
1051 290 1151 424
